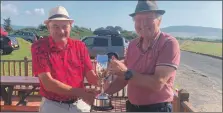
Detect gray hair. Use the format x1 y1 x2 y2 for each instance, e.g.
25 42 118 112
156 13 162 20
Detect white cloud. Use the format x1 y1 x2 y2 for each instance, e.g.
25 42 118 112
25 8 45 16
1 3 19 15
25 10 31 15
34 8 45 15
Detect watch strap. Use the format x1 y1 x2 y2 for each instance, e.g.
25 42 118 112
124 70 133 80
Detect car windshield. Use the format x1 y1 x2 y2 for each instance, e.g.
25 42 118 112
94 37 108 47
111 37 123 46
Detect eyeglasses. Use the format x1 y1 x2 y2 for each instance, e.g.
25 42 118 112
51 24 70 30
132 14 161 22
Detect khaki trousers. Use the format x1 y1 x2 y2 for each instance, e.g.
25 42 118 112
39 97 91 113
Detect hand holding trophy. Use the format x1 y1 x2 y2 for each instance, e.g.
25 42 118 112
91 54 114 111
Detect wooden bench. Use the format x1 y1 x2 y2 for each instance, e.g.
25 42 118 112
14 85 40 92
0 105 39 112
12 85 40 106
13 85 40 97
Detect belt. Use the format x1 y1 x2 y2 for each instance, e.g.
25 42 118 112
50 98 78 104
129 101 171 109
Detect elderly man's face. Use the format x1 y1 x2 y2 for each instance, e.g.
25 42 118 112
47 20 71 42
134 12 161 40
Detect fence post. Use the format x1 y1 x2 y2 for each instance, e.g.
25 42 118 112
178 89 189 112
173 91 179 112
24 57 28 76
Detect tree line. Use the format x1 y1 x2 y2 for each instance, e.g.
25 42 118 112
2 17 222 43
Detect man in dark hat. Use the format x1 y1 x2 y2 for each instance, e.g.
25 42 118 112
105 1 180 112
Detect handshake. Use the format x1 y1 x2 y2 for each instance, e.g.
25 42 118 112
80 88 101 106
79 79 111 106
80 77 111 106
78 54 125 110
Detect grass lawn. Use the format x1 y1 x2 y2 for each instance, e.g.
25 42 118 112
180 40 222 57
1 38 33 76
1 38 32 60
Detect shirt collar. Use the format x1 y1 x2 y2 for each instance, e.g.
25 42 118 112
48 36 73 51
136 31 161 49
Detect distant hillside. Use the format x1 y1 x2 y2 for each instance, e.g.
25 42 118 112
7 25 94 39
1 24 36 30
2 24 222 40
12 25 36 30
161 26 222 39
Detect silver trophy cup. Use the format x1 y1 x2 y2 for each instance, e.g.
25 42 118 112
91 54 114 111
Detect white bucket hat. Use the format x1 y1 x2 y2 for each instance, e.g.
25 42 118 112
44 6 74 24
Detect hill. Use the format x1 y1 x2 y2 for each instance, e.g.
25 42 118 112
6 25 137 40
161 26 222 39
2 24 222 40
1 24 36 30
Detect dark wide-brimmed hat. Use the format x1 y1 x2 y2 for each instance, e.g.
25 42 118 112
129 0 165 17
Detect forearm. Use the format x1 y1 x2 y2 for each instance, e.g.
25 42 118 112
129 71 162 91
43 78 85 97
104 76 128 95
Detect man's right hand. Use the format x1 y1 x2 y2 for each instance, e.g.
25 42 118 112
80 88 100 105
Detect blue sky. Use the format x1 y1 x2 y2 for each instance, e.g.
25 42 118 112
1 1 222 31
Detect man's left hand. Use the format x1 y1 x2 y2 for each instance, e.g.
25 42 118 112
81 88 100 105
109 59 127 76
85 88 101 95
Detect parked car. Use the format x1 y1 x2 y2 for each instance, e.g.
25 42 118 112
0 35 20 55
81 29 129 59
9 31 37 43
33 32 43 40
0 27 8 36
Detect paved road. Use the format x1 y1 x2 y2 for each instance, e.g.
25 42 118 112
179 51 222 90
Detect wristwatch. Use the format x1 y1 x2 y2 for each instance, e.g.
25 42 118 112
124 70 133 80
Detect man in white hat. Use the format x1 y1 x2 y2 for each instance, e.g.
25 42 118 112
31 6 100 113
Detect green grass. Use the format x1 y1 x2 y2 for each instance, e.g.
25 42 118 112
1 38 32 60
180 40 222 57
1 38 33 76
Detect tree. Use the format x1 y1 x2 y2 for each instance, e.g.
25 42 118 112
106 26 113 29
114 26 123 32
106 26 116 31
95 27 105 31
38 24 47 31
121 30 137 40
3 17 13 33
